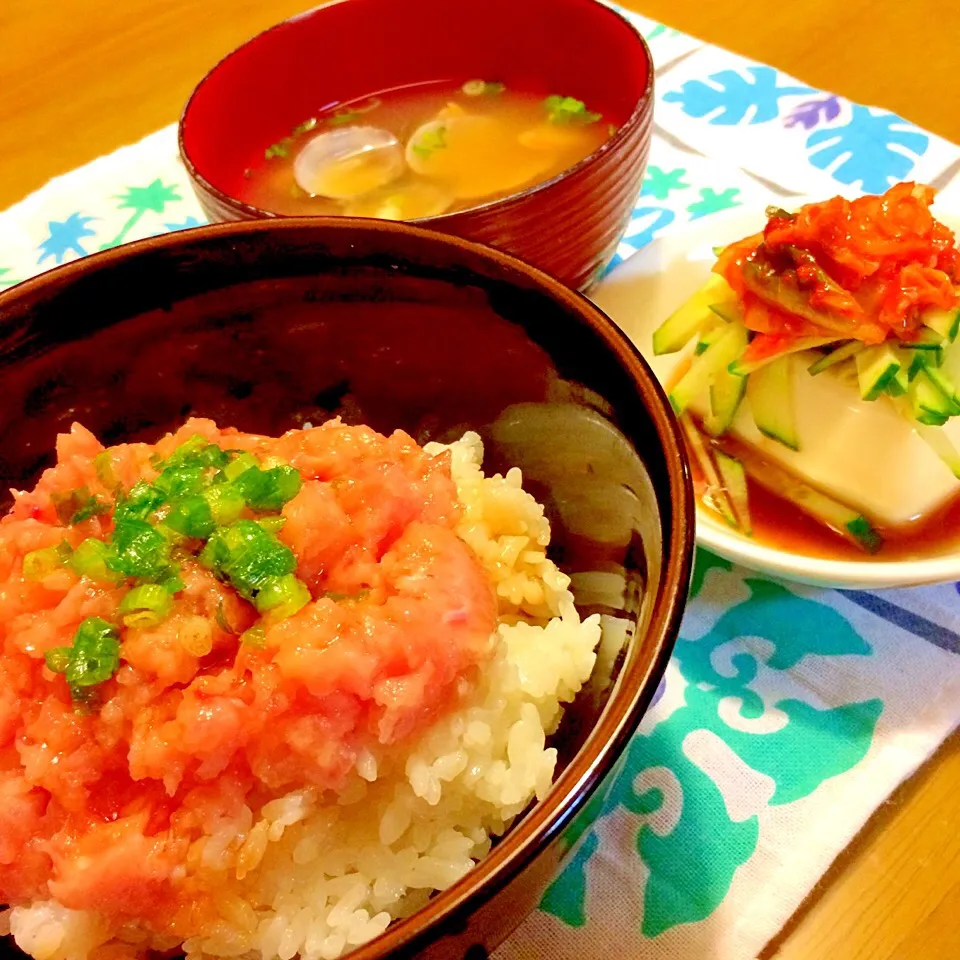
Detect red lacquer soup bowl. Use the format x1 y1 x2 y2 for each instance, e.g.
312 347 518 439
178 0 654 289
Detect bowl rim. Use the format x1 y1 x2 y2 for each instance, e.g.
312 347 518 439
0 215 695 956
176 0 654 225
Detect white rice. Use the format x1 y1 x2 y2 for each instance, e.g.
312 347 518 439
7 432 601 960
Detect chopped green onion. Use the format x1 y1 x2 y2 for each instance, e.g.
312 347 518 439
107 518 173 583
240 625 266 649
329 110 362 126
23 541 73 580
257 516 287 534
118 584 173 628
327 98 380 126
162 574 185 594
157 523 188 547
234 465 302 512
411 125 448 160
204 483 246 525
52 487 110 525
93 452 118 489
291 117 319 136
44 646 72 674
224 452 260 482
54 617 122 700
164 495 215 539
543 94 602 125
70 491 108 524
265 139 291 160
255 574 311 619
159 436 229 472
154 465 208 500
70 538 122 583
113 481 165 525
201 520 297 601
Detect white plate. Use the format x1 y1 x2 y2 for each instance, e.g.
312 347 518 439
591 204 960 589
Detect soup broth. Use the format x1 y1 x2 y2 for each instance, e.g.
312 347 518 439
239 80 615 219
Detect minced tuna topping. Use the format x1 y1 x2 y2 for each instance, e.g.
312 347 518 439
0 418 499 932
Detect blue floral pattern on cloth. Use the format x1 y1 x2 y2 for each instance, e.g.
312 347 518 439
655 48 959 196
661 66 814 125
805 106 930 194
37 213 97 264
784 95 841 130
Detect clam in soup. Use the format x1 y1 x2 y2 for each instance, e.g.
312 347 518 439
239 81 616 219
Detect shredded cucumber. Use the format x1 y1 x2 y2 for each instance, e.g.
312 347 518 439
855 344 901 401
714 451 752 534
670 323 748 414
910 370 954 425
708 301 743 324
652 274 736 355
705 365 747 437
747 356 799 450
729 337 835 377
808 340 863 375
913 422 960 480
679 416 737 528
695 319 726 356
923 305 960 343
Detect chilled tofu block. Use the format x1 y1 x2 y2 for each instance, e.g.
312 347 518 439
685 349 960 527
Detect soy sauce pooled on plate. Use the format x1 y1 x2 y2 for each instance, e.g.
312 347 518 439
240 80 616 219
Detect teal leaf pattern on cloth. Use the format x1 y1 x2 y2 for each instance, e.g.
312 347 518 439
100 179 182 249
539 831 599 928
645 24 681 42
540 575 883 937
689 547 733 598
0 267 22 287
641 165 691 200
662 66 814 125
686 186 742 219
635 725 760 936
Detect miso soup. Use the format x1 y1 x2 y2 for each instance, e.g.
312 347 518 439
239 80 617 219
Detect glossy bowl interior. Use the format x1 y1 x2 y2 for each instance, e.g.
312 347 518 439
0 219 692 960
179 0 654 289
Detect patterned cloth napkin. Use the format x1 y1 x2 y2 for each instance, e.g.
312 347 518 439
1 9 960 959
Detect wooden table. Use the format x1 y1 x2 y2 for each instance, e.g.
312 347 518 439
1 1 958 957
